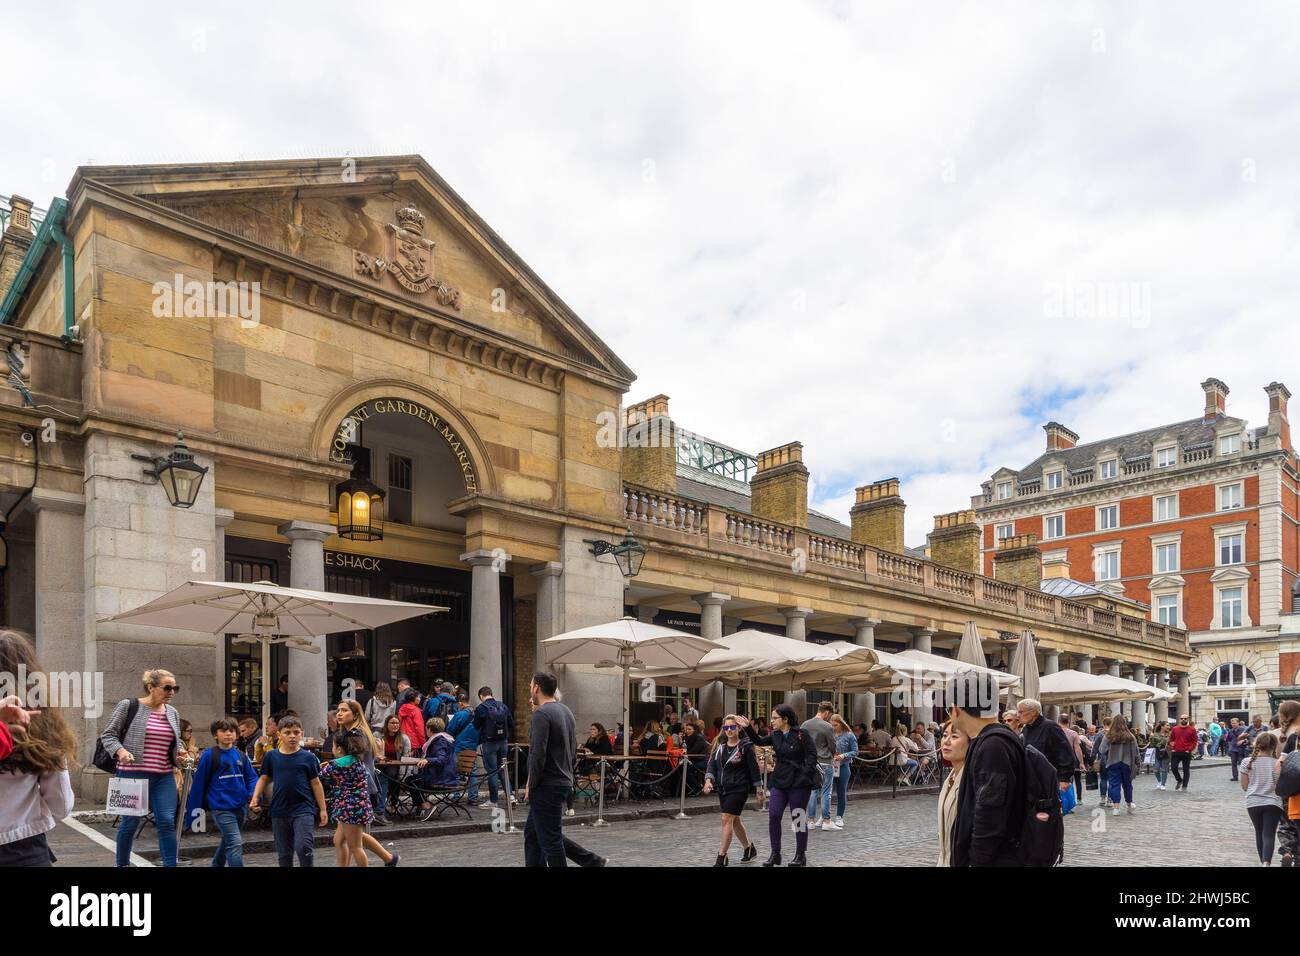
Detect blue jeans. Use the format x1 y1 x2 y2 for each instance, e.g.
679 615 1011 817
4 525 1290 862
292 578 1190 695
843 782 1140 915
481 739 508 803
1107 762 1133 804
834 763 851 818
115 771 178 867
211 808 246 867
1098 764 1109 800
1155 757 1169 785
271 813 315 867
807 763 834 821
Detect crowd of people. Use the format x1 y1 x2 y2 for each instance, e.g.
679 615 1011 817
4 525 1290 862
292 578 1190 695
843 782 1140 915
3 618 1299 869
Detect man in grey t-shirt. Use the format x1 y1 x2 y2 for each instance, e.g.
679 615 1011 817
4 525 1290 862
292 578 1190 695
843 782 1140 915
803 701 837 828
521 672 605 867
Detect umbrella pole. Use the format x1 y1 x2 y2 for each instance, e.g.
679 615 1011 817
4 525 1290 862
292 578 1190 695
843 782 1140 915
261 638 271 732
623 664 630 758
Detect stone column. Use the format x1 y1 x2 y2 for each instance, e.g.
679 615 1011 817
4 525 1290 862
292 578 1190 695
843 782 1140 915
530 561 563 677
462 548 510 708
1177 672 1190 721
29 490 86 754
851 616 880 726
1075 655 1095 722
910 627 935 655
1107 661 1122 717
1043 650 1060 719
213 508 235 709
693 592 730 724
1153 670 1170 725
1131 664 1147 730
278 520 332 733
635 604 657 625
781 607 814 717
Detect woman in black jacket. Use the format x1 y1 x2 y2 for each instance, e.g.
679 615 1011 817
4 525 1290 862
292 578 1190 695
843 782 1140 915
703 715 760 866
738 704 819 867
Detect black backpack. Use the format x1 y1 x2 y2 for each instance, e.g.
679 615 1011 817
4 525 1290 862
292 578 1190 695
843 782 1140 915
92 698 139 773
481 700 510 742
1016 738 1065 866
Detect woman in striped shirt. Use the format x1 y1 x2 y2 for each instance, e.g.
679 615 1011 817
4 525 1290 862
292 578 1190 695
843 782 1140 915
100 668 186 867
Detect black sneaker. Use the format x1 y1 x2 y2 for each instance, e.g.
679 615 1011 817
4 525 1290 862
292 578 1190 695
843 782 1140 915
385 852 401 867
713 854 728 867
741 844 758 864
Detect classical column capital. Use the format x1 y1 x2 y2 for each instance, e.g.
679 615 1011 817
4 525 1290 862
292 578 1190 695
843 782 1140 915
692 592 731 608
277 519 332 543
849 616 882 628
779 606 814 620
215 507 236 529
29 488 85 515
461 548 511 569
529 561 563 579
910 626 937 637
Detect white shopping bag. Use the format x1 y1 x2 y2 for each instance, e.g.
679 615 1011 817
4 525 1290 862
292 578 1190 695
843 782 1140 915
106 776 149 816
1142 747 1156 767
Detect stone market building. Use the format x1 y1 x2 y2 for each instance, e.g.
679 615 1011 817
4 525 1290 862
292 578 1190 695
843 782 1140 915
0 159 1190 797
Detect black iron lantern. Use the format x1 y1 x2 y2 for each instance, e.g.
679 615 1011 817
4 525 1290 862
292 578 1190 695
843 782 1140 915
585 528 647 577
132 433 208 509
336 476 385 541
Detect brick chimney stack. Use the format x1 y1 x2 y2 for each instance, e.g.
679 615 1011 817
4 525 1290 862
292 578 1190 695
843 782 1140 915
622 394 676 494
1265 381 1291 452
749 442 809 528
930 510 981 573
992 533 1043 590
850 479 906 553
0 195 36 303
1044 422 1079 452
1202 378 1229 423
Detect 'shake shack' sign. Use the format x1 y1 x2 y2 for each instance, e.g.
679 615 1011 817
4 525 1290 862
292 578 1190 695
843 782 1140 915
331 399 478 494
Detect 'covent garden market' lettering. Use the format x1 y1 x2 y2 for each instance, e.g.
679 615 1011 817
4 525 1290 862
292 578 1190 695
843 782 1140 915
330 399 479 494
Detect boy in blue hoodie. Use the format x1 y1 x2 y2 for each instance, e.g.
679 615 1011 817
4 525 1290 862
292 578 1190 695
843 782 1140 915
185 717 260 867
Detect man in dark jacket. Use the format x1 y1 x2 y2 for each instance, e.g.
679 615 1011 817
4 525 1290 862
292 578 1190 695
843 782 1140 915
948 671 1024 867
1017 699 1077 792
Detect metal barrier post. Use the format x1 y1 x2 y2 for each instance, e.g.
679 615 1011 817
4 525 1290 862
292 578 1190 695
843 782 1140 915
499 759 519 833
675 753 690 820
759 759 768 811
891 747 898 799
592 757 609 827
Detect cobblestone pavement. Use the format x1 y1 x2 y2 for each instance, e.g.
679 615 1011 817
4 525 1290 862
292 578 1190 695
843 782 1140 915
47 759 1260 867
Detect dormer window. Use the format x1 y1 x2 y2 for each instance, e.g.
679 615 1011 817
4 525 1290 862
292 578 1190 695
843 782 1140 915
1099 459 1117 480
1219 434 1241 456
1156 446 1177 468
996 480 1012 500
1044 470 1062 491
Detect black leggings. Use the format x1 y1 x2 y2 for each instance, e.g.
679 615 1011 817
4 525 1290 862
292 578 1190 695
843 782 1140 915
1247 805 1283 863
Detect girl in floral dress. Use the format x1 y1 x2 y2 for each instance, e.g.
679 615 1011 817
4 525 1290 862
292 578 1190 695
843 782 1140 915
318 729 374 867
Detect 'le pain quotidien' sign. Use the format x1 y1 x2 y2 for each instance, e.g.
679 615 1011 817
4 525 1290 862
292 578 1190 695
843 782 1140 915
330 398 478 494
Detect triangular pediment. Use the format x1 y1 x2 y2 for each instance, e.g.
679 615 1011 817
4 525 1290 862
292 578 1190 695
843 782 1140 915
72 156 633 386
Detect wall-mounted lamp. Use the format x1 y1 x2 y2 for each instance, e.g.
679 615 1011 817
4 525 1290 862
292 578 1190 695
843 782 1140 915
131 433 208 509
583 529 646 578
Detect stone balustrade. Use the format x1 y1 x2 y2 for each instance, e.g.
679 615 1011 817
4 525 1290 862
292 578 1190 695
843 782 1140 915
620 482 1190 655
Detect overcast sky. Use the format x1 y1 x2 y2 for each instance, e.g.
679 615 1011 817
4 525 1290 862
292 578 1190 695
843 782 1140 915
5 1 1300 544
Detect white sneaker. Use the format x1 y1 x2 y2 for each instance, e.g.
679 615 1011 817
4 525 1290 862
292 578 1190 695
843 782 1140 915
476 800 494 809
1127 803 1136 813
1112 807 1121 816
565 808 576 817
833 817 844 829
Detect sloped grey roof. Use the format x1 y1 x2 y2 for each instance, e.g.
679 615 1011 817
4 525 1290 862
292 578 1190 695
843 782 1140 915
1039 576 1148 609
674 473 853 540
1006 415 1244 481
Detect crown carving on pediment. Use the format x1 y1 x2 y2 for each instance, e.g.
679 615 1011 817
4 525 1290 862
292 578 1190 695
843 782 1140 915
395 205 425 235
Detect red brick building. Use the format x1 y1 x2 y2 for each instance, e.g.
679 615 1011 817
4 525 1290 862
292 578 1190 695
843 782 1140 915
973 378 1300 726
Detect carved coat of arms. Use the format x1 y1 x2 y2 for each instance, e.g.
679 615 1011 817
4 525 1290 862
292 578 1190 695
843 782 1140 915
354 204 461 309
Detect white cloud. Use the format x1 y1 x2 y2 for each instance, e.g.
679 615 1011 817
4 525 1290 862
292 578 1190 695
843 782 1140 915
5 1 1300 547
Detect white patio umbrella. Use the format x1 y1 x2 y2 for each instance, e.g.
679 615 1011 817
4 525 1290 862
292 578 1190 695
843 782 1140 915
1006 629 1040 710
955 621 988 669
541 617 723 756
105 579 448 728
1038 669 1159 706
